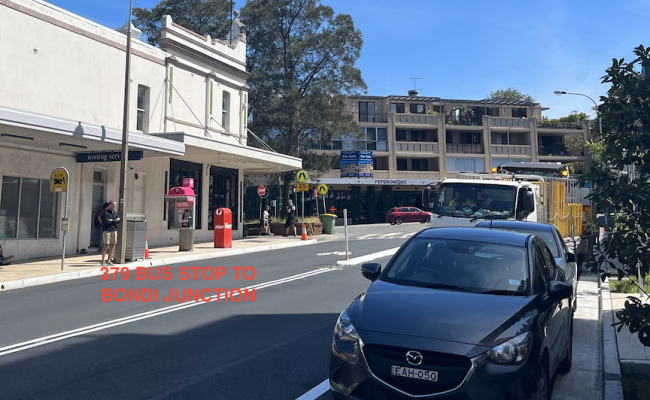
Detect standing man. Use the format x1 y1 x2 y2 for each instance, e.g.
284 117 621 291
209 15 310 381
262 205 270 235
101 200 120 266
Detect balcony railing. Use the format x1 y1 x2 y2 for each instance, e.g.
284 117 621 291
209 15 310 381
538 145 584 156
491 144 532 156
446 144 484 154
315 140 388 151
353 112 389 123
446 115 483 127
395 114 438 125
396 142 440 153
537 121 583 129
489 117 531 129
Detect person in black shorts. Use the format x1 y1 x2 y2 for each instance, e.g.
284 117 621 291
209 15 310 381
284 199 297 237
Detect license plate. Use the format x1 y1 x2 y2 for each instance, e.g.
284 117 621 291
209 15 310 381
391 365 438 381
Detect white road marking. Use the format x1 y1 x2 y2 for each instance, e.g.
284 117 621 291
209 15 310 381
316 251 350 256
0 268 335 358
295 379 329 400
357 233 380 240
336 247 400 267
378 233 401 238
400 232 416 239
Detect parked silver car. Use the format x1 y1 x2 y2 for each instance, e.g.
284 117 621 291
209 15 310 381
476 220 578 311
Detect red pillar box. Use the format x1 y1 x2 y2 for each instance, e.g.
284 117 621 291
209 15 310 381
213 208 232 248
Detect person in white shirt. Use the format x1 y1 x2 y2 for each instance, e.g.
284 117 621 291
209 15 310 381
263 205 270 235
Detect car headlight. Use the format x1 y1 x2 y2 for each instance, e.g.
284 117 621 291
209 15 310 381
334 310 360 342
487 332 532 364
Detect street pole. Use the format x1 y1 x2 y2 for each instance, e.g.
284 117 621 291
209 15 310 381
117 0 133 265
344 208 349 261
507 126 511 162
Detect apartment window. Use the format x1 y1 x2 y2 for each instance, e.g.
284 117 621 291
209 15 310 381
396 130 407 142
460 132 481 144
447 157 485 173
411 131 427 142
494 134 509 144
136 85 149 132
397 158 408 171
410 103 425 114
222 91 230 131
0 177 58 239
512 108 527 118
492 157 531 168
359 102 375 122
411 159 429 171
390 103 405 113
376 127 388 151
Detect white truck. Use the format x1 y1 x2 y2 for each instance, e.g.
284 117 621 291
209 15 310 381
423 173 591 263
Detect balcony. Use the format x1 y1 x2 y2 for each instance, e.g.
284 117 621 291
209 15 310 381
446 144 484 154
490 144 532 156
489 117 532 129
538 145 584 157
445 115 483 127
353 112 388 123
396 142 440 153
395 114 438 126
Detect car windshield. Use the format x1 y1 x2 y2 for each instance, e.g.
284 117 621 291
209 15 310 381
433 183 516 219
382 238 530 295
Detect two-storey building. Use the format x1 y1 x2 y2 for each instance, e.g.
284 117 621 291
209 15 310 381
0 0 301 260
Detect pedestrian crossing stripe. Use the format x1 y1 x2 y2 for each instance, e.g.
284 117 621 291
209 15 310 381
357 233 415 240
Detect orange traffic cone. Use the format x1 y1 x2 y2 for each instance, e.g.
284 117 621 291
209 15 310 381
145 236 150 259
301 224 309 241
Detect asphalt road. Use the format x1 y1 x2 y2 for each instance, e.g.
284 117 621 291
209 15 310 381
0 223 426 400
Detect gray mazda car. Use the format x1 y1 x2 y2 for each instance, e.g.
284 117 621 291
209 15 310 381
329 227 573 400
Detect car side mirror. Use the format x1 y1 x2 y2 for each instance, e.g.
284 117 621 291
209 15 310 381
524 191 535 213
548 280 572 302
567 251 576 263
361 263 382 282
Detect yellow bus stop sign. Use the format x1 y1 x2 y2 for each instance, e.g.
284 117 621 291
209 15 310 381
51 168 68 192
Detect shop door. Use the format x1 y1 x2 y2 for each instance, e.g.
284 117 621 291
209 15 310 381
90 170 105 247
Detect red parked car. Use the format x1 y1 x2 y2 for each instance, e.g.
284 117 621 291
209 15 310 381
386 207 431 225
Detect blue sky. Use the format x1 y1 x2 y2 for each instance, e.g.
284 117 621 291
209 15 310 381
45 0 650 119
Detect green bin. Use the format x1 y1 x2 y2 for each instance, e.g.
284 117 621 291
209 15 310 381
321 214 337 234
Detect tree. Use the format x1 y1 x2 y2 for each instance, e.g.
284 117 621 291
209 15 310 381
132 0 233 46
583 44 650 346
486 87 535 102
241 0 366 216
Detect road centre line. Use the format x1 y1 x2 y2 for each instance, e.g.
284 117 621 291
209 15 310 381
0 268 335 358
295 379 329 400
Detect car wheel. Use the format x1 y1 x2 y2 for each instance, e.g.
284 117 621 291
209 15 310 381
425 216 431 223
531 358 550 400
558 321 573 373
395 217 402 225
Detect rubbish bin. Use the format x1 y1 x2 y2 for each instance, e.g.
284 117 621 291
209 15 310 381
321 214 336 234
125 213 146 261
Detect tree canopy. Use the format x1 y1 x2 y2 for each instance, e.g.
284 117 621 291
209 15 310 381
486 87 535 102
132 0 233 46
583 44 650 346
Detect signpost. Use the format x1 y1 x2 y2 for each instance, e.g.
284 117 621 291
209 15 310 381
296 182 308 191
295 170 309 225
257 186 267 223
51 167 69 271
317 184 328 219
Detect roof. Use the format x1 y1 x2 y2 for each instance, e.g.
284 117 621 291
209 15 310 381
475 220 554 232
442 99 540 106
416 227 530 247
388 95 441 102
441 179 524 188
498 162 566 169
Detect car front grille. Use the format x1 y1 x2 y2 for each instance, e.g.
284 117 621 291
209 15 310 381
363 344 472 396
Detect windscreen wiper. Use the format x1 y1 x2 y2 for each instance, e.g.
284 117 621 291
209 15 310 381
413 283 474 292
480 289 526 296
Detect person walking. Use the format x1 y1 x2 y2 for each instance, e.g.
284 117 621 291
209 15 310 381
101 200 120 266
284 199 297 237
262 205 270 235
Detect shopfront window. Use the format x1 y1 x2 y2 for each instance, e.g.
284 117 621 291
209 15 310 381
209 166 238 230
0 176 58 239
169 159 202 229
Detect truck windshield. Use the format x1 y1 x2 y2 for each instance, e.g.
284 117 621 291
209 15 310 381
433 183 517 219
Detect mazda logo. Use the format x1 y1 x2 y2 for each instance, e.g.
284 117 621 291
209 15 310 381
406 351 423 366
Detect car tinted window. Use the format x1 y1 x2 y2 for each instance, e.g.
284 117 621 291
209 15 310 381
553 226 569 258
539 242 557 279
382 238 529 294
387 208 395 213
533 245 549 296
398 208 409 212
497 227 560 258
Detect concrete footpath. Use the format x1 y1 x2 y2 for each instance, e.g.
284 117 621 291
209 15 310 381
0 235 338 292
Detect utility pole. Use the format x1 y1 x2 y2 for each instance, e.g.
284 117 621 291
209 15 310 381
117 0 133 264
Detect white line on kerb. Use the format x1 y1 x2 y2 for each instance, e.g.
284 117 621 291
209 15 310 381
295 379 329 400
0 268 335 358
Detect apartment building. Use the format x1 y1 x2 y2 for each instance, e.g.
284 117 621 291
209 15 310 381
309 90 589 223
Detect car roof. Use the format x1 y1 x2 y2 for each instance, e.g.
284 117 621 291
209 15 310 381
475 220 554 232
416 227 530 247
